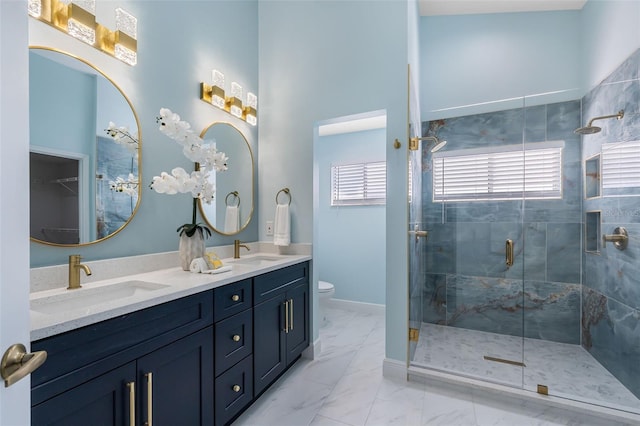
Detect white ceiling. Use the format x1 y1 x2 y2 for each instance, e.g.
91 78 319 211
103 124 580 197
419 0 587 16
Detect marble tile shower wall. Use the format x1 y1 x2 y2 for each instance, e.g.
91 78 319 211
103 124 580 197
581 48 640 399
421 100 583 345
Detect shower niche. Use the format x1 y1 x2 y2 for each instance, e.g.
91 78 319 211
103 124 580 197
585 154 600 199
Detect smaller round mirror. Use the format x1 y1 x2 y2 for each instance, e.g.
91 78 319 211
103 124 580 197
198 122 254 234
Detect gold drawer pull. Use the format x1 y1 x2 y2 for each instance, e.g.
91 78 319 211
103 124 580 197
145 372 153 426
232 335 241 342
231 294 240 302
232 384 241 392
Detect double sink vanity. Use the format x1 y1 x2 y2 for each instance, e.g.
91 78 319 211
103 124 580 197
29 251 311 425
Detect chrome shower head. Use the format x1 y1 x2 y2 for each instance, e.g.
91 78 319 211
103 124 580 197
575 110 624 135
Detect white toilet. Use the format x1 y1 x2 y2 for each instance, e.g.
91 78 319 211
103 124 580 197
318 280 335 325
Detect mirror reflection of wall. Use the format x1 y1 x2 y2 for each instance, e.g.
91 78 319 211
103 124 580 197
198 122 253 235
29 47 140 246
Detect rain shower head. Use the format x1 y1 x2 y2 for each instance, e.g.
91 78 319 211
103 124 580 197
574 110 624 135
409 135 447 152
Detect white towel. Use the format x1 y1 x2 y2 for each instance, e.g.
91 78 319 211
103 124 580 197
202 265 232 274
224 205 239 233
189 257 209 273
273 203 290 246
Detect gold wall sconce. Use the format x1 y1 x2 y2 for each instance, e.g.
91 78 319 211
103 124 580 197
28 0 138 66
200 70 257 126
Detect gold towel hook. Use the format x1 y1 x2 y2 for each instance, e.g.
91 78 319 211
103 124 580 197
276 188 291 205
225 191 240 207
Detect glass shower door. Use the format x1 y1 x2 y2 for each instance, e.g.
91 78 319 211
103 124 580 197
409 98 527 389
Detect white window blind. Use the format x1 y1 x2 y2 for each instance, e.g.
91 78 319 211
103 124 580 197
432 141 563 202
602 141 640 192
331 161 386 206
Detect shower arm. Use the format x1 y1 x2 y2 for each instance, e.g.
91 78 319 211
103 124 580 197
409 136 438 151
586 110 625 127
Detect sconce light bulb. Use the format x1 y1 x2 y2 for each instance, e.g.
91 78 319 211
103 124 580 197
231 82 243 100
212 69 225 88
247 92 257 109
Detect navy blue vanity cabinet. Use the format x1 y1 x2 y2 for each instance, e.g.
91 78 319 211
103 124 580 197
253 262 310 396
213 280 254 425
31 291 214 426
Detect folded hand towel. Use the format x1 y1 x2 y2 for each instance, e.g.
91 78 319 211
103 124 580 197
273 203 290 246
202 265 232 274
189 257 209 273
224 205 239 233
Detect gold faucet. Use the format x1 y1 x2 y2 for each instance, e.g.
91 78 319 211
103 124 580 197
68 254 92 289
234 240 250 259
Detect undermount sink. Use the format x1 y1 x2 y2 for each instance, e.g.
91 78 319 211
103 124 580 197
31 280 170 315
230 255 282 266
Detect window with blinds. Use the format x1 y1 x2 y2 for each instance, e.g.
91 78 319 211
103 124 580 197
331 161 386 206
602 141 640 196
432 141 564 202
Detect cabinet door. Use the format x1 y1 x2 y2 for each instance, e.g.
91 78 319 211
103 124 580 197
137 327 214 426
286 281 309 364
31 362 136 426
253 295 286 396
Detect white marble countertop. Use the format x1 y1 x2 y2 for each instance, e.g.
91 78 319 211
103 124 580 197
30 253 311 341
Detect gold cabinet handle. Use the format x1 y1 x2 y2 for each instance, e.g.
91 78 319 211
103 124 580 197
506 239 514 268
289 298 294 332
231 294 240 302
145 372 153 426
1 343 47 387
232 334 241 342
284 300 289 334
127 381 135 426
232 384 241 392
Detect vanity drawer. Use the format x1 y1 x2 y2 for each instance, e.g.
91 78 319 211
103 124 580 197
31 290 214 393
214 279 252 322
215 355 253 426
215 309 253 376
253 262 309 305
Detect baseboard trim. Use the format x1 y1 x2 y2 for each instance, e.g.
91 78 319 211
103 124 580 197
382 358 407 381
408 366 640 424
303 338 321 360
326 298 385 315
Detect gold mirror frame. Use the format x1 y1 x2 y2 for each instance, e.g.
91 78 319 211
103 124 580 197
198 122 254 235
29 46 142 247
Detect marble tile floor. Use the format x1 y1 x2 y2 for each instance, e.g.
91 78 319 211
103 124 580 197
413 323 640 414
233 306 636 426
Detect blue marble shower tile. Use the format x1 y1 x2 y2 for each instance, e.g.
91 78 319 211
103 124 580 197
546 223 581 284
446 275 524 338
424 222 456 275
546 100 581 141
523 222 546 281
523 281 580 344
422 273 447 324
583 287 640 399
602 47 640 85
446 201 523 223
524 104 546 142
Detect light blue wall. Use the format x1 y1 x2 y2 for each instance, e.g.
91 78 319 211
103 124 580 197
258 0 409 359
420 10 582 120
29 0 259 267
317 128 386 305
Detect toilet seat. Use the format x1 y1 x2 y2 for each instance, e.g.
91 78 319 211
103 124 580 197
319 280 334 293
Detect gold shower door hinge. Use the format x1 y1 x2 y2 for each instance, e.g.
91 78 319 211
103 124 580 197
409 328 420 341
537 384 549 395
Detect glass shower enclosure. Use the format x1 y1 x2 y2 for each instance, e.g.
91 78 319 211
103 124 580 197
408 79 640 415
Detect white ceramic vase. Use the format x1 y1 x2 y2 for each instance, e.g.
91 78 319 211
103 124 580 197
179 230 205 271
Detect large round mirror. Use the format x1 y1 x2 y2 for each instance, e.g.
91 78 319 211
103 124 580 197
198 122 254 235
29 47 141 246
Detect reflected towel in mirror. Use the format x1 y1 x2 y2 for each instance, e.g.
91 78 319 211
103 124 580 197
224 205 239 233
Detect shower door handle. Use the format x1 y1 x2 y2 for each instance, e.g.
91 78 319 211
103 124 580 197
505 239 514 268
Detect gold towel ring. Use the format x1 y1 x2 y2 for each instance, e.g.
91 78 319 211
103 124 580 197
276 188 291 205
225 191 240 207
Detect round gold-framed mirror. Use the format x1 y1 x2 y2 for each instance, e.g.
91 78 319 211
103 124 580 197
198 122 254 235
29 46 142 246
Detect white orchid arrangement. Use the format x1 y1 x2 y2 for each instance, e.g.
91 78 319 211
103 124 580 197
151 108 228 238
